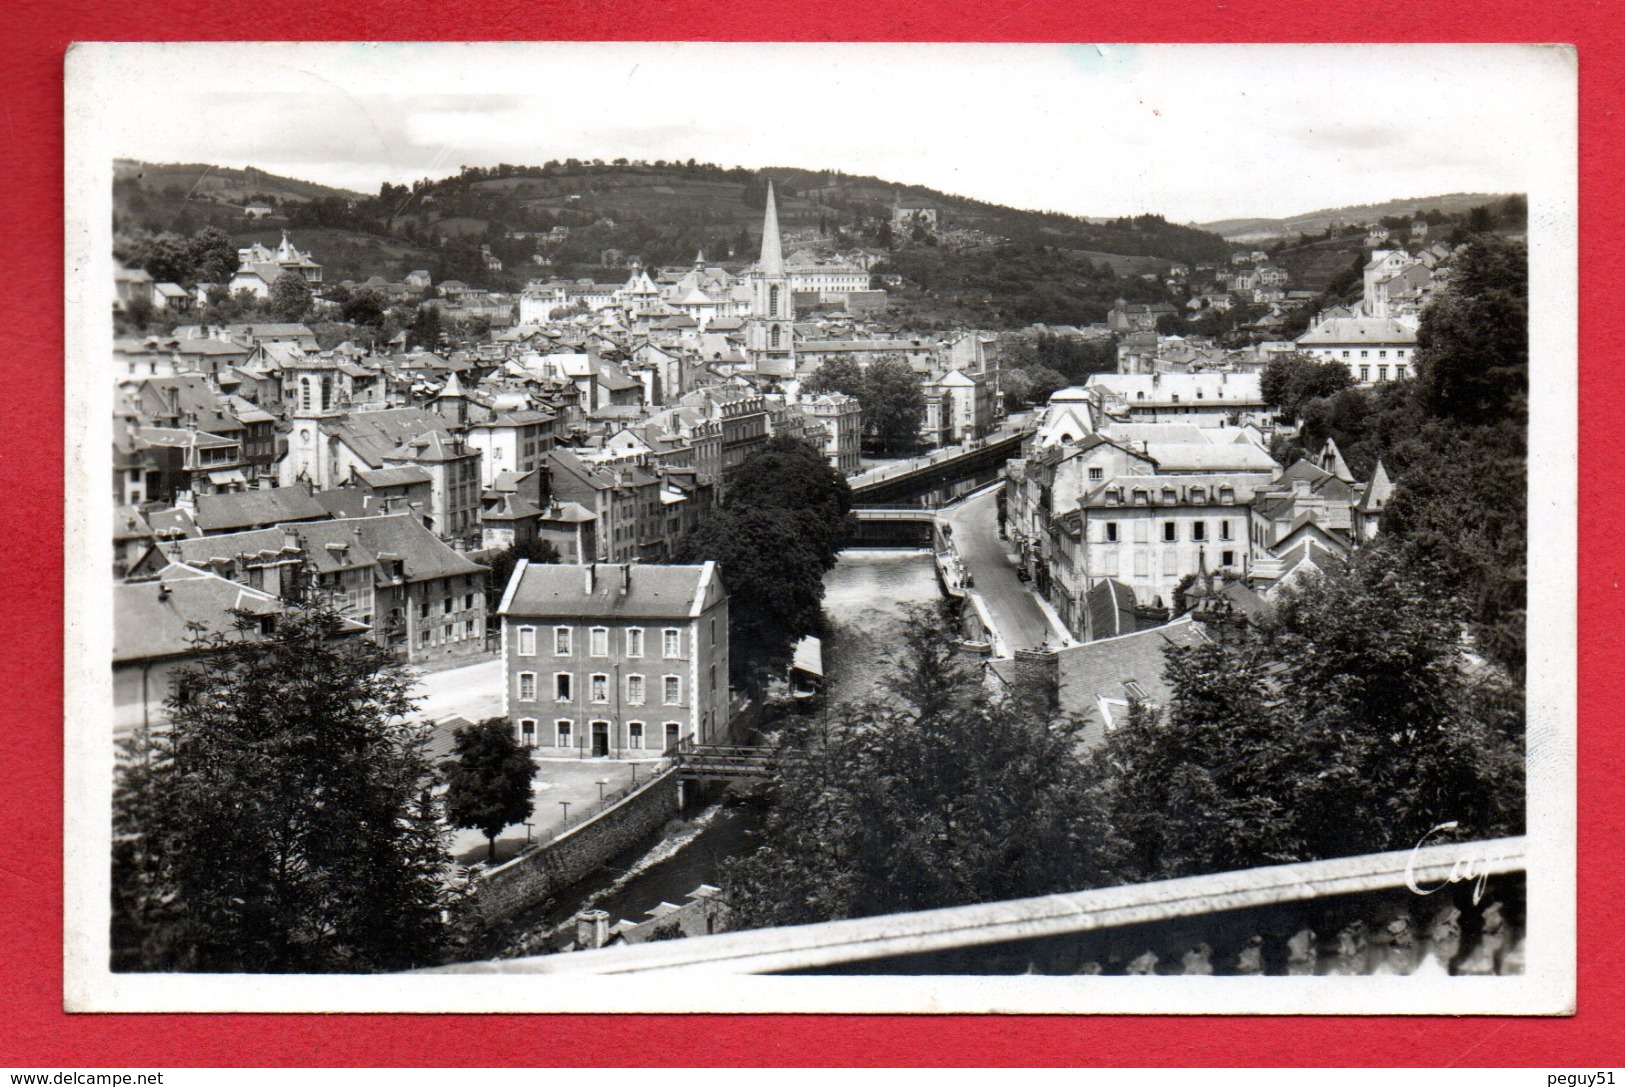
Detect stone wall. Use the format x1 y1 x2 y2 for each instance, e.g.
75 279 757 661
470 766 681 925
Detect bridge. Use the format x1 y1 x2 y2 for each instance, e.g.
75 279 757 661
670 738 788 782
847 418 1033 506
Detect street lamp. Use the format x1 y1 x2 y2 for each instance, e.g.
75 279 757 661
596 777 609 802
559 800 571 822
523 821 534 844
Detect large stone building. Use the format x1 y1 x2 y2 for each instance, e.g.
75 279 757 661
499 561 730 757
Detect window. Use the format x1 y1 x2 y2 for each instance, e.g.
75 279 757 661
664 675 681 704
590 674 609 702
1378 366 1389 382
1104 522 1119 543
465 593 475 611
1101 551 1119 576
1379 350 1387 359
709 664 718 694
589 627 609 656
555 673 572 701
626 628 644 658
1360 350 1369 359
663 629 681 658
555 720 573 747
1163 522 1177 542
1133 520 1149 544
710 618 717 646
1134 552 1149 577
1162 551 1178 576
1133 489 1149 505
1193 522 1206 542
554 627 572 656
1222 550 1236 568
1360 365 1371 382
626 674 645 704
519 719 537 747
1089 466 1104 482
419 628 431 647
517 626 537 656
1341 350 1350 359
1161 488 1176 504
419 598 430 619
518 672 537 701
443 597 453 615
627 721 645 750
1220 519 1232 541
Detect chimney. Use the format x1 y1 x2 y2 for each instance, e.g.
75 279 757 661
157 582 172 601
620 563 631 595
282 527 301 552
585 563 596 594
575 909 610 950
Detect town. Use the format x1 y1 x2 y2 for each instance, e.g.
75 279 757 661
107 159 1530 977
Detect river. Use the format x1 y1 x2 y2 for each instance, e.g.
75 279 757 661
482 548 942 959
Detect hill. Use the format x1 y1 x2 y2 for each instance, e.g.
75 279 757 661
113 158 1237 327
1200 193 1515 243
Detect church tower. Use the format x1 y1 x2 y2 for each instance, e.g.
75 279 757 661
746 181 795 377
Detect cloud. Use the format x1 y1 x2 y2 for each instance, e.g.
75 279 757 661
92 42 1568 222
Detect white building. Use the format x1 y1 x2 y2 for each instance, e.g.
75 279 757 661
1295 316 1419 385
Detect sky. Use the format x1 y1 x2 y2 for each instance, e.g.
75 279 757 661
77 42 1573 224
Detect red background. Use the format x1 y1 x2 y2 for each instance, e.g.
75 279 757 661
5 0 1619 1067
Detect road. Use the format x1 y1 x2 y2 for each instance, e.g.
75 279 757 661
939 488 1063 654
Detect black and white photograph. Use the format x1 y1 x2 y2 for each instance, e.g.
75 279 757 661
63 41 1575 1014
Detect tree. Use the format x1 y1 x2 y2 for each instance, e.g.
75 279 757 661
268 272 313 322
800 356 864 400
187 226 237 285
719 434 852 571
679 506 829 688
483 536 560 614
111 604 453 973
1003 365 1067 407
443 718 537 862
724 605 1114 928
1093 550 1525 884
342 288 388 328
860 357 926 454
1260 352 1356 422
1413 238 1528 427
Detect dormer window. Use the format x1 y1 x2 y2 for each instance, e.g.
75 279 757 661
1132 489 1149 505
1161 488 1177 504
1219 486 1235 504
1190 487 1205 503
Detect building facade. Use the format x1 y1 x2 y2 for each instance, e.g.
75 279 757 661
499 561 730 757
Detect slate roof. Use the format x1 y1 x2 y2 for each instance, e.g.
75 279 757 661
1295 317 1418 346
115 563 287 663
1054 616 1212 747
176 514 483 583
323 408 450 468
193 488 330 534
502 560 720 620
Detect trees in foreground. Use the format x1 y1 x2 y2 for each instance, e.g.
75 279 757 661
727 550 1526 929
723 605 1115 928
1094 549 1525 885
443 718 536 862
112 604 454 973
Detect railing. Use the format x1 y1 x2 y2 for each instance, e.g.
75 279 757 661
671 737 797 780
431 836 1527 976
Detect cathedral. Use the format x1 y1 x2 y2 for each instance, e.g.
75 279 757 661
745 181 795 377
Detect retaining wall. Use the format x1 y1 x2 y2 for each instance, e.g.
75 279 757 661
471 766 682 924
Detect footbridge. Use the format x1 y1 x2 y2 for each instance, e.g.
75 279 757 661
671 738 799 782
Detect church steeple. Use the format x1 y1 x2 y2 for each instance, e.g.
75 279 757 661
745 179 794 378
759 181 784 276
